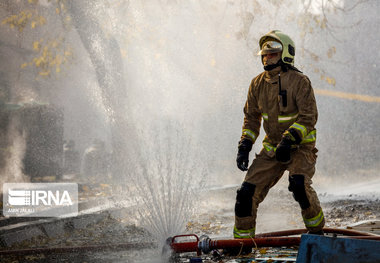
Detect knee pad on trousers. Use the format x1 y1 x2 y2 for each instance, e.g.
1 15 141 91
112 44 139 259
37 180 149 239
235 182 256 217
288 174 310 210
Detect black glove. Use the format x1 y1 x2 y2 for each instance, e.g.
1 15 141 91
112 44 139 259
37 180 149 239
275 137 293 163
275 128 301 163
236 139 253 171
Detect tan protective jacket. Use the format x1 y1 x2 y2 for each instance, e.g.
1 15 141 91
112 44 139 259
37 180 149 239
241 67 317 151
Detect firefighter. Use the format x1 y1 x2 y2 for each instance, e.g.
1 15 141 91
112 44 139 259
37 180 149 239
234 30 325 241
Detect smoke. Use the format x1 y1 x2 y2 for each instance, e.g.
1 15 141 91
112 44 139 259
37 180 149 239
0 117 29 184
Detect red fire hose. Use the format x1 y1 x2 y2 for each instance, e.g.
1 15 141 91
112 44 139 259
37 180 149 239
1 228 378 256
169 228 380 255
255 227 379 237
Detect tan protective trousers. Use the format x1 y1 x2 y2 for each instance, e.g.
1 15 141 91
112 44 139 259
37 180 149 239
235 143 325 234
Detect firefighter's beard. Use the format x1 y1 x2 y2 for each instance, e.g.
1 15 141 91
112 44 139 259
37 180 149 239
263 56 281 71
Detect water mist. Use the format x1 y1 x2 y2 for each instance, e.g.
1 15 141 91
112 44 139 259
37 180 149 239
129 120 207 244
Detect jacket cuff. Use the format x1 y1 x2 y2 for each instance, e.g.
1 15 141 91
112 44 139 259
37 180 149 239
242 129 257 144
288 122 307 139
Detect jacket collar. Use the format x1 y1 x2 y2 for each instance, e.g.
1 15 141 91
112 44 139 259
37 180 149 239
264 66 282 83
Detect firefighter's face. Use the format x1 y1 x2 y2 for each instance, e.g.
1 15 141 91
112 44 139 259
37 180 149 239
262 52 281 66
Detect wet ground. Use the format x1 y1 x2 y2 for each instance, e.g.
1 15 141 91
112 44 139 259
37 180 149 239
323 197 380 227
188 185 380 237
0 181 379 262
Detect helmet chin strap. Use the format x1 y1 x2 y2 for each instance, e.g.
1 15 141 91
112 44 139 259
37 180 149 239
263 58 303 73
263 59 282 71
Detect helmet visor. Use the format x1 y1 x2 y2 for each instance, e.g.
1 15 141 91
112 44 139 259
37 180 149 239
257 40 283 55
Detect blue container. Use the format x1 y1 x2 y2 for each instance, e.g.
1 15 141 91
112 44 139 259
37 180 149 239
189 257 202 263
296 234 380 263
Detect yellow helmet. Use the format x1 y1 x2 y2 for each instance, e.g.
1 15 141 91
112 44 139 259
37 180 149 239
258 30 295 66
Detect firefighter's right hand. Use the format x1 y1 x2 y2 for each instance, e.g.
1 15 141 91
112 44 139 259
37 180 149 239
237 151 249 171
236 139 253 171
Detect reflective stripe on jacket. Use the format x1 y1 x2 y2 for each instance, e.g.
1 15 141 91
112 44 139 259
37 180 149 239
241 67 318 147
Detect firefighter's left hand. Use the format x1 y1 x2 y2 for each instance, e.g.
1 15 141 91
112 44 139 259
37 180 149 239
275 137 292 163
